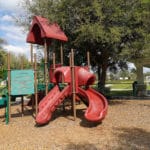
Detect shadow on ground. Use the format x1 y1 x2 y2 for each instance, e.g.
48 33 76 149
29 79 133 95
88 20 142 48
108 100 126 106
141 104 150 107
43 105 102 128
114 127 150 149
76 109 101 128
65 142 97 150
11 106 34 118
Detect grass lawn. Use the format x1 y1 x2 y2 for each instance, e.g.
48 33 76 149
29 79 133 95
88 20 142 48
92 80 134 97
106 80 150 90
107 83 132 90
147 84 150 90
106 80 133 89
103 80 149 97
108 90 133 97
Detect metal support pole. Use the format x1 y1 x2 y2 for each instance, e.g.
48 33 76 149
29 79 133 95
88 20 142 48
44 39 48 95
7 52 11 122
60 45 65 110
52 52 56 73
21 96 24 116
34 53 38 116
60 43 64 82
87 51 90 70
60 43 63 66
71 49 76 120
30 44 33 67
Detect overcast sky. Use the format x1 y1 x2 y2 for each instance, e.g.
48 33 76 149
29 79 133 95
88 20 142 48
0 0 31 59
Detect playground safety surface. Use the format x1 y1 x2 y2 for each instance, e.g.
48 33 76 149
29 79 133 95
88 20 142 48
0 99 150 150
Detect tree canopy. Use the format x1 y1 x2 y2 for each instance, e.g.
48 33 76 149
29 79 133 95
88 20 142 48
0 38 7 75
20 0 150 87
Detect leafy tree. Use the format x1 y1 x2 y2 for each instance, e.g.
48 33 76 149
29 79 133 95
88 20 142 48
0 38 7 79
0 37 31 80
119 0 150 60
0 38 7 66
10 53 30 69
55 0 132 86
19 0 150 89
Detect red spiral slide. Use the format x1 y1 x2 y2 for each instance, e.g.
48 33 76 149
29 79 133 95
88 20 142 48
78 87 108 122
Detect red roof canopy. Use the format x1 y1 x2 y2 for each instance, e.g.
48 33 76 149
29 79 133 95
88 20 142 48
26 16 68 45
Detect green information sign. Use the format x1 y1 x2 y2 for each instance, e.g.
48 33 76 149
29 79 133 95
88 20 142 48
11 70 34 95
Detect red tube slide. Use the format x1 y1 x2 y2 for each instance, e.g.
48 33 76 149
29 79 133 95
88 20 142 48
77 67 108 122
78 87 108 122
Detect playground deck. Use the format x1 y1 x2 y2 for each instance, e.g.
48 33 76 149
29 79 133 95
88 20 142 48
0 99 150 150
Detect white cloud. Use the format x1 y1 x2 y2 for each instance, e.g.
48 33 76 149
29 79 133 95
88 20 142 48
5 33 26 43
3 44 31 60
0 24 27 44
0 0 31 60
1 15 14 22
4 44 24 53
0 0 22 11
0 24 25 34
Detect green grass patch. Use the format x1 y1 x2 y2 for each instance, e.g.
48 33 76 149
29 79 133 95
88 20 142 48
107 83 132 89
106 80 133 89
147 85 150 90
106 80 133 84
93 80 150 97
108 90 133 97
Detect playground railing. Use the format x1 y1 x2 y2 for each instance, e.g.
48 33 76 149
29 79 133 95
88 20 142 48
37 83 54 91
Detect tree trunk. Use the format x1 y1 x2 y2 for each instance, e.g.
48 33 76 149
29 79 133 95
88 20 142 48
98 50 109 88
97 65 101 85
100 63 107 87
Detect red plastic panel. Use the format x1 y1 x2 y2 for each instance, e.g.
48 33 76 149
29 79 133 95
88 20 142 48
77 67 96 86
49 64 62 83
26 16 68 45
54 67 71 83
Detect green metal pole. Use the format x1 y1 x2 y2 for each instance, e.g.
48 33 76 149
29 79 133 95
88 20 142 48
6 95 9 124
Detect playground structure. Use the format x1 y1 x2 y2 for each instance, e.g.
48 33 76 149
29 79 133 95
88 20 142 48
26 16 108 125
0 16 108 125
36 64 108 125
